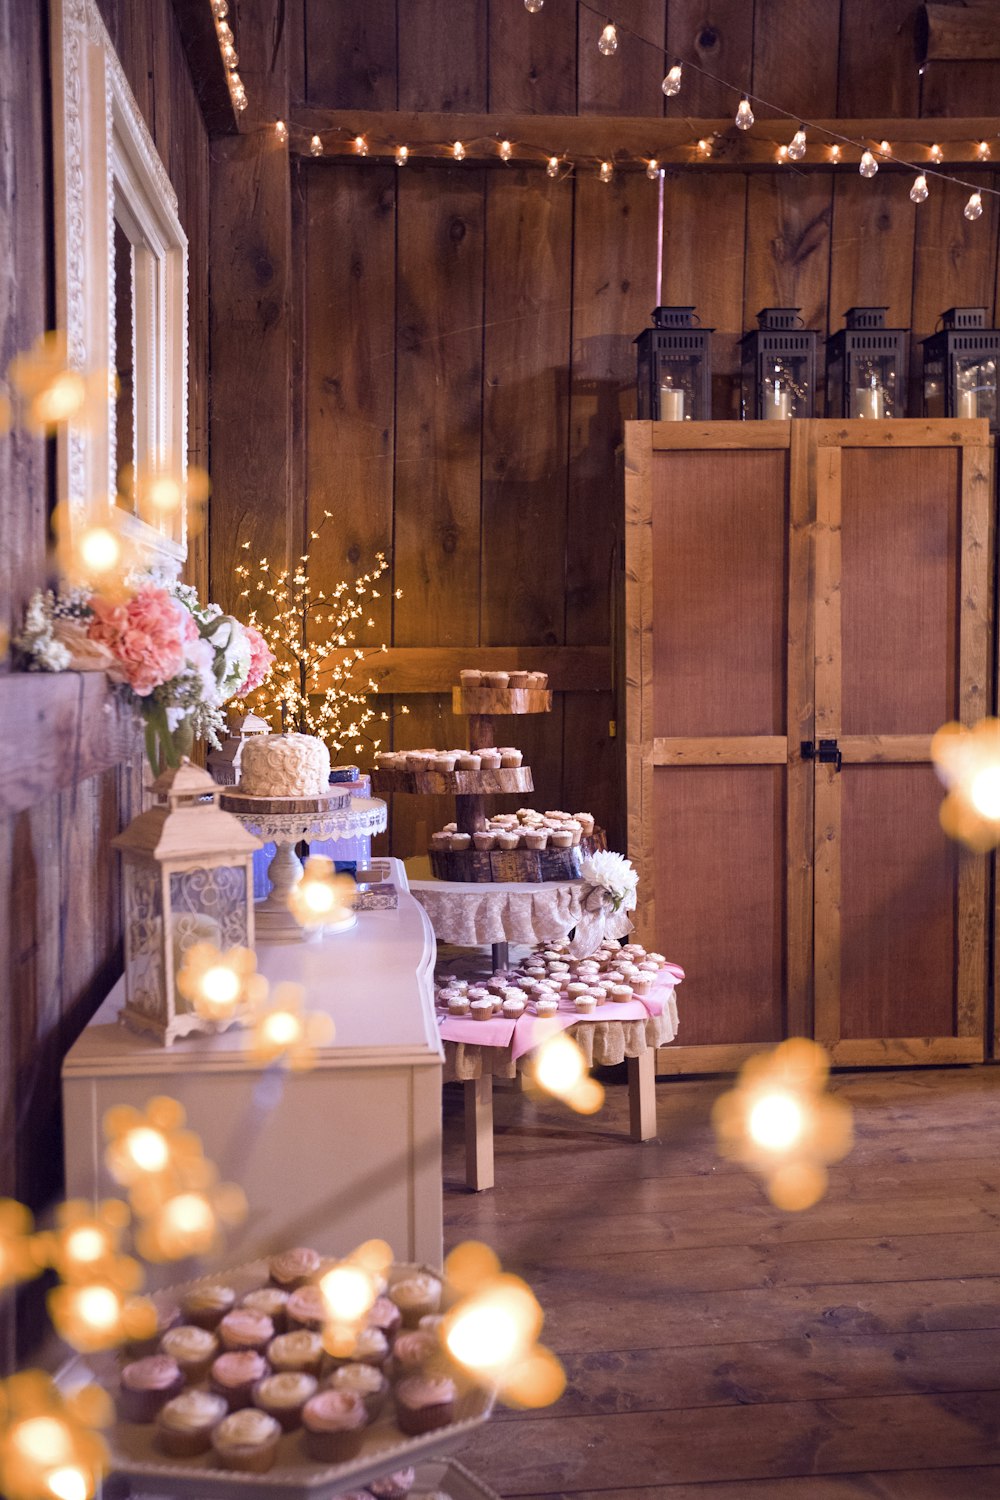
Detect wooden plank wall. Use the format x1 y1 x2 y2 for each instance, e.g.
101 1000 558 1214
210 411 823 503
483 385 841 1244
210 0 1000 860
0 0 209 1369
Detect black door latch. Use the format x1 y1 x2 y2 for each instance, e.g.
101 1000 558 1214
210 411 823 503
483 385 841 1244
801 738 843 772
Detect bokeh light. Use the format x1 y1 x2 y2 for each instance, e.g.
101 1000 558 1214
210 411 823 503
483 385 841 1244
0 1375 109 1500
0 1200 43 1292
7 334 108 436
933 718 1000 850
531 1031 605 1115
286 857 356 932
249 981 335 1069
176 943 257 1024
441 1243 563 1408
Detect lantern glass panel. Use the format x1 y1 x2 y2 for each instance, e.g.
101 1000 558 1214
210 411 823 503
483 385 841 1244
954 355 997 423
657 357 700 421
759 353 811 419
923 355 946 418
123 859 164 1024
849 354 901 418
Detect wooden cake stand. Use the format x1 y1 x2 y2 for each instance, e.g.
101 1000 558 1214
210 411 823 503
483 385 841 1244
220 789 388 943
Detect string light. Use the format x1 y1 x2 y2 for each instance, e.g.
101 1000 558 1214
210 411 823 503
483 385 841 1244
964 191 984 221
929 142 943 163
176 943 259 1024
776 145 789 163
498 139 513 162
977 140 991 160
0 1377 111 1500
524 0 544 10
859 149 878 177
879 139 892 157
910 174 929 203
662 62 682 96
787 127 807 161
250 981 335 1069
395 144 409 166
452 141 466 161
354 134 368 156
211 0 246 114
735 97 754 130
309 134 322 157
546 155 560 178
829 144 841 162
275 120 286 141
697 137 712 157
598 159 614 183
646 158 660 179
598 22 618 55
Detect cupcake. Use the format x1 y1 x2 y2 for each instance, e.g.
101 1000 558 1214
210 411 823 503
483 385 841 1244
219 1308 275 1353
437 753 457 773
124 1299 181 1359
496 831 520 851
507 671 529 689
367 1295 403 1339
447 995 471 1018
467 986 491 1004
211 1407 282 1473
483 671 509 688
502 997 525 1019
450 833 472 851
267 1330 324 1376
369 1470 418 1500
430 832 450 851
253 1370 318 1431
117 1355 185 1424
499 748 523 768
473 831 496 851
632 974 653 999
181 1283 236 1331
242 1287 290 1332
269 1247 321 1290
528 671 548 688
573 994 597 1015
387 1330 438 1382
211 1350 271 1410
160 1324 219 1383
156 1389 228 1458
525 829 548 850
459 670 482 687
394 1375 457 1436
301 1390 368 1463
340 1326 390 1368
575 812 596 837
549 828 573 849
478 749 501 770
455 753 481 771
565 820 584 846
326 1361 389 1420
470 999 493 1022
390 1273 442 1328
287 1284 326 1332
549 961 570 975
535 996 559 1018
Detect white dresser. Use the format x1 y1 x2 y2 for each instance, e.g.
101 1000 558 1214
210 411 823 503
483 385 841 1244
61 859 444 1276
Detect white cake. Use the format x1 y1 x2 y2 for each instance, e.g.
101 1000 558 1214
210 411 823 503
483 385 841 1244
238 733 331 797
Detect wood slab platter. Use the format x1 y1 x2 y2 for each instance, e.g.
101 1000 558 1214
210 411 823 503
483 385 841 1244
429 846 584 883
371 767 533 796
220 788 352 815
451 686 552 716
58 1257 494 1500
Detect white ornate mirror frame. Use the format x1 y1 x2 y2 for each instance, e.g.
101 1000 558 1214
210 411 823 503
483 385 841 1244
50 0 189 574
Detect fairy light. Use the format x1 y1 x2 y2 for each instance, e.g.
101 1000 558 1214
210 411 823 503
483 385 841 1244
354 134 368 156
0 1385 109 1500
210 0 247 114
395 144 409 166
879 139 892 157
250 982 335 1069
452 141 466 161
776 145 789 163
735 97 754 130
910 174 929 203
964 191 984 221
310 135 322 157
662 62 682 96
645 157 660 179
498 139 513 162
275 120 287 141
829 144 842 162
597 22 618 55
7 333 106 435
859 149 878 177
787 127 807 161
546 155 560 178
286 856 356 932
0 1201 40 1293
319 1263 376 1323
524 0 544 9
697 138 712 157
929 142 943 162
977 140 991 160
598 159 614 184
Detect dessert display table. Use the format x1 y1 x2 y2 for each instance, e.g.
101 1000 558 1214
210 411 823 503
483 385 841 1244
61 859 444 1271
434 949 682 1191
223 791 388 943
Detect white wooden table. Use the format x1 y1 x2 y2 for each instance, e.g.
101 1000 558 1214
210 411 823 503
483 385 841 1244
61 859 444 1275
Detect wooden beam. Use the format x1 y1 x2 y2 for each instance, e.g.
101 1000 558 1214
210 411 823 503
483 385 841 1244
289 109 1000 169
0 674 142 817
316 645 611 694
919 3 1000 63
170 0 240 136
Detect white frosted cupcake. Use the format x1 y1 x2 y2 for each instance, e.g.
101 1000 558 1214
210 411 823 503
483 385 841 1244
437 752 457 772
534 996 559 1018
470 999 493 1022
525 829 548 850
499 748 523 768
156 1389 228 1457
502 997 525 1019
496 831 519 851
450 833 472 851
575 812 596 836
160 1325 219 1383
456 753 481 771
473 830 497 850
573 994 597 1015
447 995 470 1017
459 670 482 687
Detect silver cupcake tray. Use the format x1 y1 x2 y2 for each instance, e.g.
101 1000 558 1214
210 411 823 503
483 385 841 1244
57 1259 496 1500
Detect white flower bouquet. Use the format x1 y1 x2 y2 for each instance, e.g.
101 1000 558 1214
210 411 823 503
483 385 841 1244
579 849 639 913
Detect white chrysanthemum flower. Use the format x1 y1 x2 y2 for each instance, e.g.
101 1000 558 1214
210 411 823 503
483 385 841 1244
580 850 639 911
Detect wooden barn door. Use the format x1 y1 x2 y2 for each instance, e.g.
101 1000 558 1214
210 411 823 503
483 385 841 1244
810 425 992 1066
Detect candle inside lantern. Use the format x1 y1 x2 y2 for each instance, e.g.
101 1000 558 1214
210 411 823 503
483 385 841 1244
958 387 978 419
766 382 792 420
853 376 884 419
658 384 685 421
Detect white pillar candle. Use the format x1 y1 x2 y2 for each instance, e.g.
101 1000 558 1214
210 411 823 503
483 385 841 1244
766 384 792 420
958 388 978 419
853 384 884 419
659 385 685 421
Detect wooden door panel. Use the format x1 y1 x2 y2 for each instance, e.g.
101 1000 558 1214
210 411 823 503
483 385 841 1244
651 448 788 738
840 447 960 734
652 766 786 1048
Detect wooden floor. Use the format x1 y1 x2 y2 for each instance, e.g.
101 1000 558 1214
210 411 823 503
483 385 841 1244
442 1065 1000 1498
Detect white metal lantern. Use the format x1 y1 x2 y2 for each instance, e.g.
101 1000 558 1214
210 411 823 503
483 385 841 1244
112 759 261 1045
208 710 272 786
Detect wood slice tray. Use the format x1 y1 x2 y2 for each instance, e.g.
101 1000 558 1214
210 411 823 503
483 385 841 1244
430 846 584 883
59 1257 495 1500
371 766 533 796
220 788 352 815
451 686 552 715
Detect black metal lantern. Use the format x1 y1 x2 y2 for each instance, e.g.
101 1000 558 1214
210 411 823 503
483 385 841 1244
921 307 999 431
634 306 713 421
740 308 817 420
826 307 908 419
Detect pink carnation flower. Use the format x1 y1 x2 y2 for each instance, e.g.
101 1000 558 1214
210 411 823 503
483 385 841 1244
238 623 275 696
87 584 186 697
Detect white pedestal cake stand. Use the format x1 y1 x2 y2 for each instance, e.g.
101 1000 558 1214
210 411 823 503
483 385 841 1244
220 791 388 943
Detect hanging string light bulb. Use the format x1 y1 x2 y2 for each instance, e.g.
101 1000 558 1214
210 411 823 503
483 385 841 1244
309 135 322 157
879 139 892 158
829 144 842 162
787 127 807 161
395 144 409 166
929 143 943 163
499 139 513 162
859 149 878 177
662 62 682 96
977 140 991 160
524 0 544 10
546 155 560 178
910 174 929 203
354 135 368 156
735 96 754 130
964 191 984 221
646 158 660 179
274 120 287 142
452 141 466 161
598 22 618 55
598 160 614 184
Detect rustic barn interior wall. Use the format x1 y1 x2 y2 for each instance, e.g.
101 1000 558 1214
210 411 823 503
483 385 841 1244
209 0 1000 860
0 0 209 1368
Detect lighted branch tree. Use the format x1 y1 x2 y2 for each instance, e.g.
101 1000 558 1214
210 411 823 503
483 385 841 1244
235 514 406 760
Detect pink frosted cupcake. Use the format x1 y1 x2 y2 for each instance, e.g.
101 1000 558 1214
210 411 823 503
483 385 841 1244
326 1361 390 1420
160 1325 219 1383
211 1350 271 1410
301 1390 368 1463
473 830 497 851
219 1308 275 1353
394 1375 457 1436
117 1355 185 1424
269 1247 321 1291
